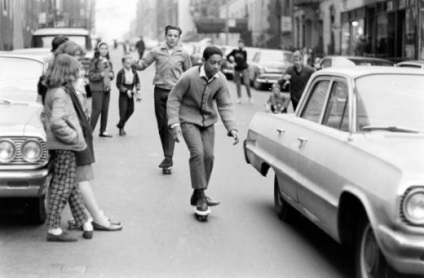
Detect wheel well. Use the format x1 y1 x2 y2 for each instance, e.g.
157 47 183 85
260 163 270 176
338 192 367 247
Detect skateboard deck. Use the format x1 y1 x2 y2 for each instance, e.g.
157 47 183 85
162 167 172 175
194 207 211 222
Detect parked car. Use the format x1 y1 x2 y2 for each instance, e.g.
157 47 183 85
243 66 424 277
0 53 52 224
319 56 394 69
248 49 292 90
218 45 236 80
31 27 94 70
396 60 424 69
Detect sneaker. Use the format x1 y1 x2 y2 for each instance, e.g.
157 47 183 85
249 98 254 104
159 156 173 169
99 132 113 137
47 231 77 242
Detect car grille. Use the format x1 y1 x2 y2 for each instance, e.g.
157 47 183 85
0 137 49 169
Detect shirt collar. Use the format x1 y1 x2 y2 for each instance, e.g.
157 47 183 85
200 65 219 83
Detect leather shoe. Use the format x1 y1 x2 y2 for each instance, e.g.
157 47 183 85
118 128 124 136
93 221 123 231
190 194 220 207
99 132 112 137
47 231 77 242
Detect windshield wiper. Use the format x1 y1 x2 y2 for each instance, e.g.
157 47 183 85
362 125 419 134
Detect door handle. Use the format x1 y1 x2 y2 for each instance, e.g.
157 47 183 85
297 137 308 148
276 128 285 135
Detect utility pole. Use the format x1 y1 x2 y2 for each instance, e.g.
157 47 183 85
225 0 229 45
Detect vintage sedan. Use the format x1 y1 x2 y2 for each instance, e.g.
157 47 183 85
243 67 424 277
0 53 51 224
248 49 292 90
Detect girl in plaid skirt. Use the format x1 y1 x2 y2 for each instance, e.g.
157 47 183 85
41 53 94 242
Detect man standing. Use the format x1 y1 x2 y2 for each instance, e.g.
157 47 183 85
278 50 315 111
167 46 239 217
135 36 145 60
132 25 191 171
227 40 253 104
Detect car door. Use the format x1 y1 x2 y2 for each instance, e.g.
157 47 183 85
276 79 331 204
293 78 352 239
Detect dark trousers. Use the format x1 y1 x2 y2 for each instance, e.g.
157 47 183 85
181 123 215 190
91 90 110 134
117 94 134 128
154 86 174 157
291 97 299 112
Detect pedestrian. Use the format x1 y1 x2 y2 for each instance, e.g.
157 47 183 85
89 41 115 137
116 55 142 136
54 41 123 232
135 36 145 60
227 39 253 104
40 53 93 242
278 50 315 111
131 25 191 172
167 46 239 216
37 35 69 104
266 83 290 113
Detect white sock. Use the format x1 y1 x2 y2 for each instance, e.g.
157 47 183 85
48 227 62 235
83 221 93 232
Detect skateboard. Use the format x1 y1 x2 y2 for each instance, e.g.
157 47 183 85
194 207 211 222
162 167 172 175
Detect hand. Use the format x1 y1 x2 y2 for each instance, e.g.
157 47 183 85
283 74 291 80
127 90 132 98
130 57 138 66
171 125 182 143
230 130 239 145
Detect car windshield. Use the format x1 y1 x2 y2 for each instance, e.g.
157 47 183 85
350 59 393 66
260 51 292 63
0 57 44 102
356 74 424 132
33 35 92 51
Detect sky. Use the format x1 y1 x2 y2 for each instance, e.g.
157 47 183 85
95 0 138 42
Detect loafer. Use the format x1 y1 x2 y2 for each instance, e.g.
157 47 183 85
99 132 112 137
82 230 93 239
93 221 123 231
190 195 220 207
47 231 77 242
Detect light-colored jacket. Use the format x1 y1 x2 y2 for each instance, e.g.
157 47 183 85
133 43 191 90
40 86 86 151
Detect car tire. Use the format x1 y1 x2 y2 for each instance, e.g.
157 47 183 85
355 217 400 278
26 194 47 225
274 175 299 223
253 74 263 90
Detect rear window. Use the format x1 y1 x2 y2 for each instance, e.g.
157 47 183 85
31 35 92 51
349 59 393 66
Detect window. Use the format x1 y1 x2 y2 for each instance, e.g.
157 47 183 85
323 82 349 131
321 58 332 69
301 80 330 123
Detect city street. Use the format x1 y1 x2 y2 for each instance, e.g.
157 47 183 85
0 47 355 278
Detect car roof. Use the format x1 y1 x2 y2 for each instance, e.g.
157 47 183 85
32 28 90 36
316 66 424 79
0 52 50 63
323 55 392 62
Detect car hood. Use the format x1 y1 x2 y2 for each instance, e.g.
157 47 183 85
0 102 45 137
353 133 424 175
260 61 286 72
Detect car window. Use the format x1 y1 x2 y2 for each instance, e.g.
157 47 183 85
0 57 44 102
300 80 330 123
398 64 421 68
323 81 349 131
355 74 424 132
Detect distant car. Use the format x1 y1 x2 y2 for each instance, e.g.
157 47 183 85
319 56 394 69
396 60 424 69
31 27 94 69
248 49 292 90
244 66 424 277
0 53 52 224
217 45 236 80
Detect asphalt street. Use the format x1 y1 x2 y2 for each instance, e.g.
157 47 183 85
0 46 355 278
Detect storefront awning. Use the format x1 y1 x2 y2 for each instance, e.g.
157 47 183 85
193 18 248 34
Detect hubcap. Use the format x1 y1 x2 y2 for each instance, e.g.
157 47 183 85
362 225 379 276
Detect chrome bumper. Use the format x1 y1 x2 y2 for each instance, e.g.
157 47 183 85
378 225 424 274
0 168 50 197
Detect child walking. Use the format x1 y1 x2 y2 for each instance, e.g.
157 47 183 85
41 53 93 242
89 41 115 137
116 55 141 135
